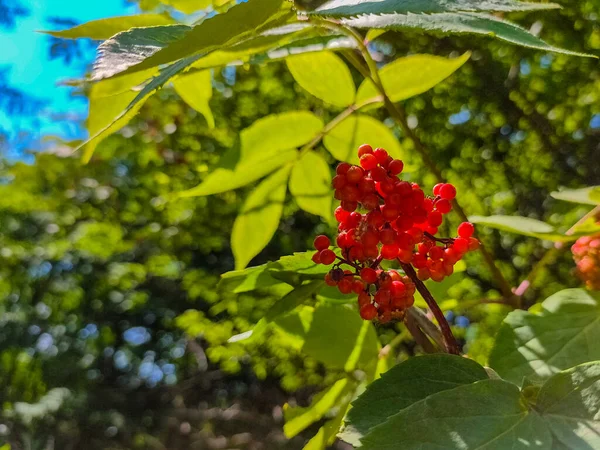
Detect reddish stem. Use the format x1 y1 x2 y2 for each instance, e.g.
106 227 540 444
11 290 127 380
399 262 460 355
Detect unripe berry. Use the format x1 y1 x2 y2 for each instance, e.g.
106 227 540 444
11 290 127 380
360 267 378 284
457 222 475 238
319 249 336 265
313 235 330 251
360 154 378 170
360 303 378 320
439 183 457 200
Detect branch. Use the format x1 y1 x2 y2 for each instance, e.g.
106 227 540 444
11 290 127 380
400 262 460 355
404 312 437 354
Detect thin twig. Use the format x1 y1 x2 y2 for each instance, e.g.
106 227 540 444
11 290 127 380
404 312 437 354
400 262 460 354
406 306 445 350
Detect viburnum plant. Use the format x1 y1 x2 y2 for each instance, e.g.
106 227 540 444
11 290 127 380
55 0 600 448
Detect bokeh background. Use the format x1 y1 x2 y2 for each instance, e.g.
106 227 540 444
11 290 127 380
0 0 599 448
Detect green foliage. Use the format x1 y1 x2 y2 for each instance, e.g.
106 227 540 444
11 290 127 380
551 186 600 205
172 69 215 128
489 289 600 385
41 14 175 39
356 52 471 105
289 151 333 221
286 51 356 107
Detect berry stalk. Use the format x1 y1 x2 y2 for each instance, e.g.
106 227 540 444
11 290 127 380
399 262 460 355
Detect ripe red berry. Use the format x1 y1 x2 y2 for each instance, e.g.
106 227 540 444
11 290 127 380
388 159 404 175
319 249 336 265
468 237 480 251
360 154 378 170
334 206 350 223
360 267 378 284
435 199 452 214
336 162 351 175
361 194 379 210
346 166 364 183
353 279 366 294
357 144 373 157
433 183 444 196
427 211 443 227
381 244 399 260
374 289 391 306
332 175 346 189
389 280 406 297
380 228 397 245
311 251 321 264
439 183 457 200
360 303 378 320
370 166 387 182
313 235 330 251
373 148 389 164
453 237 469 253
457 222 475 239
338 277 353 294
358 292 371 307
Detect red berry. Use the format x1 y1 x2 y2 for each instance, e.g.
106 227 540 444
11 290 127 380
357 144 373 157
313 235 330 251
360 303 378 320
395 216 413 232
334 206 350 223
389 281 406 297
353 279 366 294
358 292 371 307
453 238 469 253
360 267 378 284
388 270 401 282
360 154 378 170
413 252 427 269
340 200 358 212
361 230 380 247
312 251 321 264
336 163 351 175
468 237 480 251
374 289 391 306
427 211 443 227
439 183 457 200
370 166 387 182
457 222 475 239
380 228 397 245
433 183 444 196
358 177 376 193
388 159 404 175
338 278 353 294
324 272 337 286
417 268 431 281
373 148 389 164
332 175 346 189
361 194 379 210
319 249 336 265
381 244 399 260
429 246 444 260
346 166 365 183
435 199 452 214
397 232 414 250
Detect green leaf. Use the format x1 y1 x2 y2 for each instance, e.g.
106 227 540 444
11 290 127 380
289 152 332 221
160 0 212 14
173 69 215 128
359 379 552 450
489 289 600 385
286 51 355 107
232 165 291 269
470 215 576 242
313 0 560 17
99 0 289 79
81 56 196 162
266 251 332 284
283 377 352 438
356 52 470 105
302 304 379 369
178 111 322 197
340 354 488 446
536 362 600 449
265 280 324 321
218 264 283 294
551 186 600 205
40 14 176 40
303 398 351 450
178 149 297 197
323 114 403 164
239 111 323 160
92 25 191 80
338 13 596 58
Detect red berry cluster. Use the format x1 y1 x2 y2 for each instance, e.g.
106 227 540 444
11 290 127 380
311 144 480 322
572 234 600 290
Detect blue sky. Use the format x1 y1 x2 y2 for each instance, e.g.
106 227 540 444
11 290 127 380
0 0 135 151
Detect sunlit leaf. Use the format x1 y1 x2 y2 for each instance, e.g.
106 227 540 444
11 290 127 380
40 14 176 40
173 69 215 128
323 114 403 164
264 279 324 321
286 51 355 107
338 13 596 58
160 0 212 14
356 52 471 105
551 186 600 205
339 354 488 446
470 215 576 242
313 0 560 17
232 165 291 269
489 289 600 385
289 151 332 221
